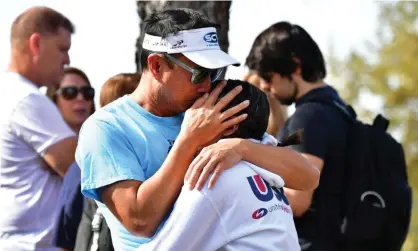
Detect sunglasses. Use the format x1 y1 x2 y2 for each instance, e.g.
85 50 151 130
164 53 223 84
56 86 95 101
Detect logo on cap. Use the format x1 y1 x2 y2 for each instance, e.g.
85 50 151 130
203 32 218 44
171 40 186 49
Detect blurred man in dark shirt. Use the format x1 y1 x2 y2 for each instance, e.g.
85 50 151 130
246 21 349 251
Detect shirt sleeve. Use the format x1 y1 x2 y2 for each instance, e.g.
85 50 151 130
282 105 330 160
75 117 145 202
10 93 76 155
138 187 227 251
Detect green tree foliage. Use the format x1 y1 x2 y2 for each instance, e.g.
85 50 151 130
329 2 418 250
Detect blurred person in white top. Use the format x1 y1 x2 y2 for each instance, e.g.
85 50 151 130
0 6 78 251
138 80 300 251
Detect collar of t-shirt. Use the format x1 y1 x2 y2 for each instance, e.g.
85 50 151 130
219 133 285 188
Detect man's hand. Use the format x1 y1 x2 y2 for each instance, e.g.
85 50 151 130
184 138 244 190
178 80 249 149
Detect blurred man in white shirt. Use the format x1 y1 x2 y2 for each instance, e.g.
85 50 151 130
0 7 78 251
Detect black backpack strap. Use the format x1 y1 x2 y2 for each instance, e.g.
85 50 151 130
315 99 389 133
74 198 115 251
90 208 104 251
317 99 355 120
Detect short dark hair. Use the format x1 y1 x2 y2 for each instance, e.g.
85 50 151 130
245 21 326 83
218 80 270 140
11 7 74 44
140 8 219 71
100 73 141 107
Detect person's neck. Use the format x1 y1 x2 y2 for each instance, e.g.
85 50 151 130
8 56 42 88
130 74 176 117
295 80 326 100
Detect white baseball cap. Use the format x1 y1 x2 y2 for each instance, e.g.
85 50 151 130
142 27 240 69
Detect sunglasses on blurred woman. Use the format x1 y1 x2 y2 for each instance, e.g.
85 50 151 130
56 86 95 101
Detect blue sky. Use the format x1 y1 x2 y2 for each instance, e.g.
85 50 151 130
0 0 381 110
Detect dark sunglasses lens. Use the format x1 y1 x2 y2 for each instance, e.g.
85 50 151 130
80 87 95 101
210 68 223 83
61 87 78 100
192 68 223 84
192 69 211 84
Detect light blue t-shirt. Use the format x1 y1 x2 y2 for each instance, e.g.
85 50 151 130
75 95 183 251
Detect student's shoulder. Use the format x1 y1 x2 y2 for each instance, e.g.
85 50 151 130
225 161 257 176
201 162 256 195
177 161 257 200
190 162 261 215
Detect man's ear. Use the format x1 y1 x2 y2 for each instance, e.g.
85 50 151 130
147 54 167 81
223 124 238 137
28 33 42 57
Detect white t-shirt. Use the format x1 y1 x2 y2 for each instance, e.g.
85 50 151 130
138 135 300 251
0 72 76 251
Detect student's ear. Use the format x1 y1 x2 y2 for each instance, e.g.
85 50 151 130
292 57 302 76
223 124 238 137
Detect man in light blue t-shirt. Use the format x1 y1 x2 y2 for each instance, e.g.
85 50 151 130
76 8 320 251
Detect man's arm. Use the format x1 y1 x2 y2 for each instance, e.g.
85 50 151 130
186 138 320 191
137 187 225 251
280 106 329 216
99 136 201 237
11 94 77 177
240 140 320 190
43 137 77 177
284 154 324 216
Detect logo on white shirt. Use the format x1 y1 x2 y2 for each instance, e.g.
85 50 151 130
247 174 274 202
252 208 268 219
247 174 290 205
247 174 292 219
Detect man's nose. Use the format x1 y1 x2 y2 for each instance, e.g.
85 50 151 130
75 91 86 101
63 53 70 65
